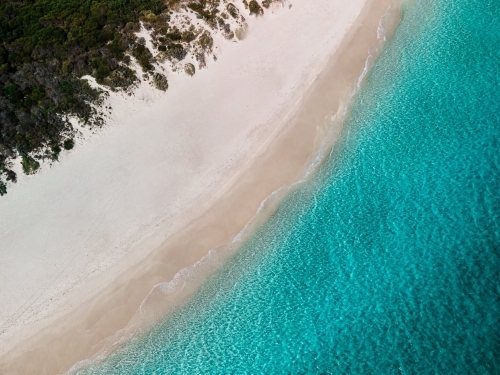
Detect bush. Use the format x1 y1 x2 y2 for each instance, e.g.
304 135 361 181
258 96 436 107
184 63 195 76
262 0 272 8
153 73 168 91
132 43 155 71
249 1 264 16
0 0 173 193
0 0 273 194
21 156 40 175
226 3 239 18
63 139 75 150
167 44 187 61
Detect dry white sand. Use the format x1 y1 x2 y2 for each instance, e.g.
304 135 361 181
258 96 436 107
0 0 399 373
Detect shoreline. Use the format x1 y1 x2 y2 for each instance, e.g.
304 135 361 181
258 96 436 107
0 0 400 373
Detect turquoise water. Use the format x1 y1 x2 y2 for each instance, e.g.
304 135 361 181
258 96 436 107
78 0 500 373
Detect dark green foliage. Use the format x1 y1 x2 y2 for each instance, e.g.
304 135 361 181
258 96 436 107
187 1 218 26
0 0 268 194
3 168 16 182
0 0 172 192
167 43 186 61
63 139 74 150
261 0 272 8
0 181 6 196
165 32 182 41
181 31 196 43
152 72 168 91
248 0 263 16
50 144 61 160
21 155 40 174
184 63 195 76
132 43 154 71
198 31 213 50
226 3 239 18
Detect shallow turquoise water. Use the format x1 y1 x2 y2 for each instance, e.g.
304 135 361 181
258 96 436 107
78 0 500 373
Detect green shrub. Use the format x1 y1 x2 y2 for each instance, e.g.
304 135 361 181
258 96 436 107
167 44 187 61
152 73 168 91
132 43 155 71
0 0 272 194
166 32 182 41
21 156 40 175
226 3 239 18
63 139 75 150
0 0 168 192
184 63 195 76
262 0 272 8
249 1 264 16
187 1 216 24
0 181 6 196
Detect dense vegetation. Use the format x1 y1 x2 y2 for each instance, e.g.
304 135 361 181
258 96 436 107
0 0 273 195
0 0 173 193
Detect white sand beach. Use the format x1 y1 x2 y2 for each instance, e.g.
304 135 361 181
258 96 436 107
0 0 398 373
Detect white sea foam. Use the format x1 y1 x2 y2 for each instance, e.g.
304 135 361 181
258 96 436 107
64 4 403 372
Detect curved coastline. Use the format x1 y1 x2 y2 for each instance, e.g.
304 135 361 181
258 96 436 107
0 0 400 373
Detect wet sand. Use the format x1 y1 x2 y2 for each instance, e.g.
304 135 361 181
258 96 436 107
0 0 400 373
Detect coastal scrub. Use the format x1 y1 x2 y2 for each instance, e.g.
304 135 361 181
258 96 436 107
0 0 275 194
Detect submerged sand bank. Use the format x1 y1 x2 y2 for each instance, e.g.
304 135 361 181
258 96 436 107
0 0 399 373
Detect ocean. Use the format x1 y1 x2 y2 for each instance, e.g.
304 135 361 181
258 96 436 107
76 0 500 373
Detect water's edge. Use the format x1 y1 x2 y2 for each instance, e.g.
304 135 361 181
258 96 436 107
74 0 500 372
64 1 404 374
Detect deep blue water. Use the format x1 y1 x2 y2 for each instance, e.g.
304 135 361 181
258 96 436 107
78 0 500 373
